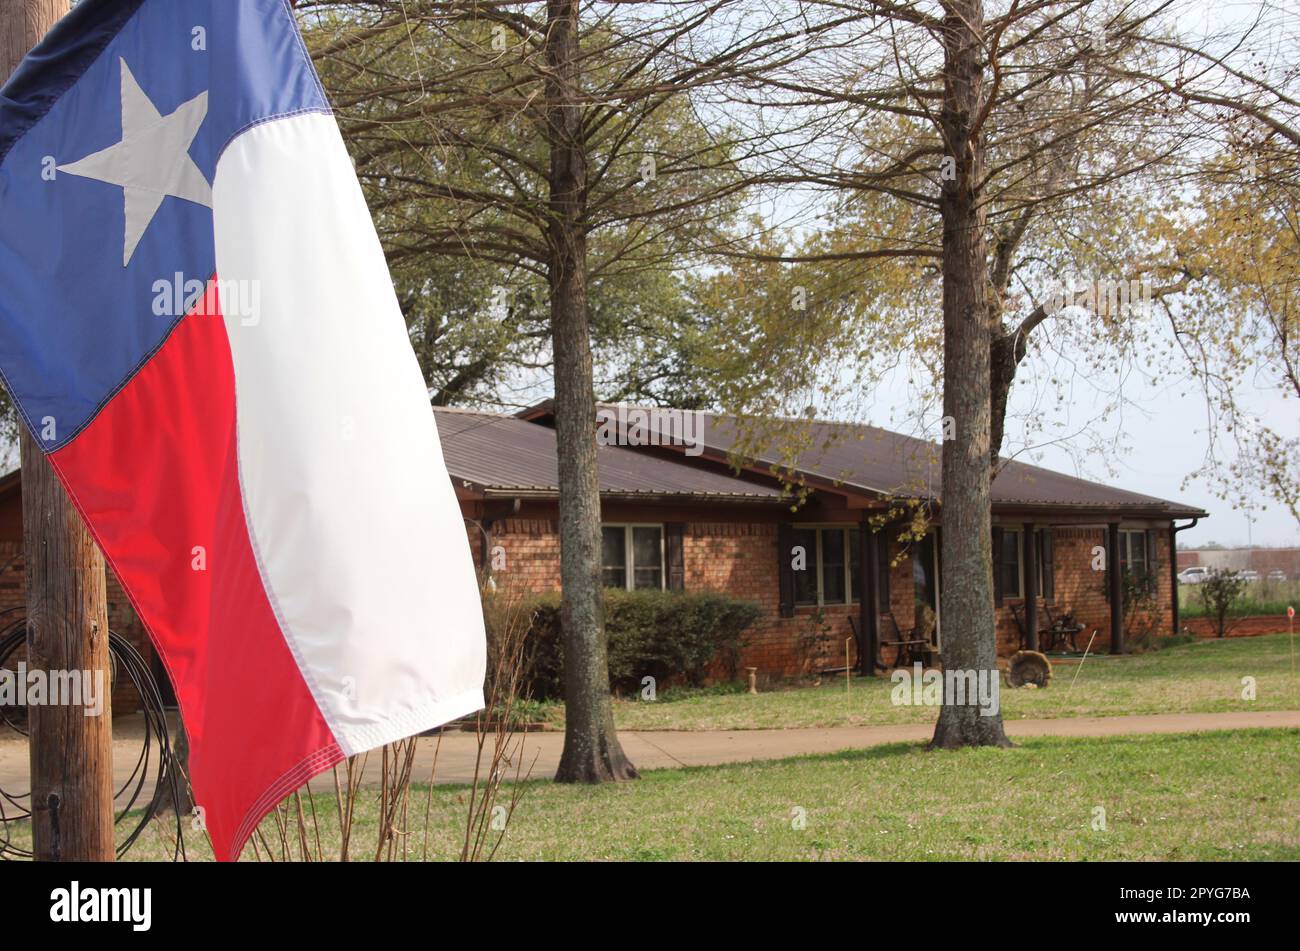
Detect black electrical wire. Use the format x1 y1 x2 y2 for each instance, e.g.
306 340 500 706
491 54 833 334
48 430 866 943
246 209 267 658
0 610 188 861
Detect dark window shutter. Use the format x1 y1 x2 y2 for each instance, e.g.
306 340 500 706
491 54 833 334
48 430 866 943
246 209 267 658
777 523 794 618
992 526 1005 607
1145 529 1157 570
1026 528 1037 598
665 522 685 591
877 533 891 612
1040 528 1055 601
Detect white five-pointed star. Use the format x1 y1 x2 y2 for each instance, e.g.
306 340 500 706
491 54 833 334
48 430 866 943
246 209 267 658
59 58 211 267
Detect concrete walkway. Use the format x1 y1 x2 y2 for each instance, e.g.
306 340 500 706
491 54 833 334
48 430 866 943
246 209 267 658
1 710 1296 803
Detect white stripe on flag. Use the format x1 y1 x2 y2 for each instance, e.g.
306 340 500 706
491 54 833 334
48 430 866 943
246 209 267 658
212 112 485 754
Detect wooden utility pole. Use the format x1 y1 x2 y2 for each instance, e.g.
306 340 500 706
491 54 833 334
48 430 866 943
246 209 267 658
2 0 115 862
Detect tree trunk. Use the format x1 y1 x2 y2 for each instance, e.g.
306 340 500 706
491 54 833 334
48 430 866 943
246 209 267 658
545 0 636 783
989 329 1020 471
931 0 1011 749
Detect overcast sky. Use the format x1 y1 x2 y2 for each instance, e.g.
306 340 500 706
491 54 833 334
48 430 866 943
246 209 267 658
853 340 1300 550
1018 364 1300 550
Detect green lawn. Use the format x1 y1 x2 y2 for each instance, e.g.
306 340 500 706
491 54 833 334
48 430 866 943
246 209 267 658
18 729 1294 861
562 632 1300 731
464 730 1297 861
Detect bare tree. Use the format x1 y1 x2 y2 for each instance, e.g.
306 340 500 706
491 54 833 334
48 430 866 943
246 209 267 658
298 0 840 778
694 0 1240 744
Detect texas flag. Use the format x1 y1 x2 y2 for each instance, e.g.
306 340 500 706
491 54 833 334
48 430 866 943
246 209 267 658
0 0 485 859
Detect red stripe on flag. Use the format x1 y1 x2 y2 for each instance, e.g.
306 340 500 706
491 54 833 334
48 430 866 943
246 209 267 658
49 279 341 860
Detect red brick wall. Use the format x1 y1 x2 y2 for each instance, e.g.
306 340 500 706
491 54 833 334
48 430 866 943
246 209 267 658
679 523 925 677
682 521 858 677
476 518 563 594
686 522 781 672
992 525 1175 655
683 522 1177 674
1183 615 1292 638
466 507 1182 677
480 515 916 678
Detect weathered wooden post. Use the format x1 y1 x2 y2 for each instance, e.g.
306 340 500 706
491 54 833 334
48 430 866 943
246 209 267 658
2 0 115 862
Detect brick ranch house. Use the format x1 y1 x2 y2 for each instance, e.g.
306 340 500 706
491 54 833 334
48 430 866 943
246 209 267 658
0 400 1209 710
450 402 1208 678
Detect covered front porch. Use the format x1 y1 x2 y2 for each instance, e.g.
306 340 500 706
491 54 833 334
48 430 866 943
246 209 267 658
843 513 1195 672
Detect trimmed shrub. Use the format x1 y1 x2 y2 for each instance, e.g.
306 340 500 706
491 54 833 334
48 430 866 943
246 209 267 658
521 589 762 700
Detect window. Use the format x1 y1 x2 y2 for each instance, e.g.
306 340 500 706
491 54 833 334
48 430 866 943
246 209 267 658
792 526 855 607
601 526 627 588
995 528 1023 599
993 527 1054 602
631 527 663 589
792 528 819 605
1120 530 1150 575
849 527 861 601
821 528 847 604
601 525 664 591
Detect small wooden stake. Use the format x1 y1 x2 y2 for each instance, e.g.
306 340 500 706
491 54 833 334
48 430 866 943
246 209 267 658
1288 607 1294 699
1068 629 1099 692
845 637 852 695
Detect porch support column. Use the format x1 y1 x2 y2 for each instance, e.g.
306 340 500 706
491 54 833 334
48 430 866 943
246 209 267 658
1169 523 1180 636
1107 521 1124 654
860 521 880 673
1022 521 1038 652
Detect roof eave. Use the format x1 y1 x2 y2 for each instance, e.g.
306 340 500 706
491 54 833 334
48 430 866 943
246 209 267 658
477 486 786 504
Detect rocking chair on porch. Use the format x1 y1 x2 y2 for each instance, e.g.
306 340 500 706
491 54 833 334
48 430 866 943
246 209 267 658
1041 604 1086 652
1010 601 1086 653
850 611 936 670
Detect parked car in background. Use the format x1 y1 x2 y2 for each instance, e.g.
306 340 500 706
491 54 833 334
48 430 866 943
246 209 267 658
1267 569 1288 582
1177 566 1212 584
1240 569 1261 583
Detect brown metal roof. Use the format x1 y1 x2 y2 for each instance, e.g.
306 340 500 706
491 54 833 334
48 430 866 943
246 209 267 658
515 401 1208 518
434 408 784 502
